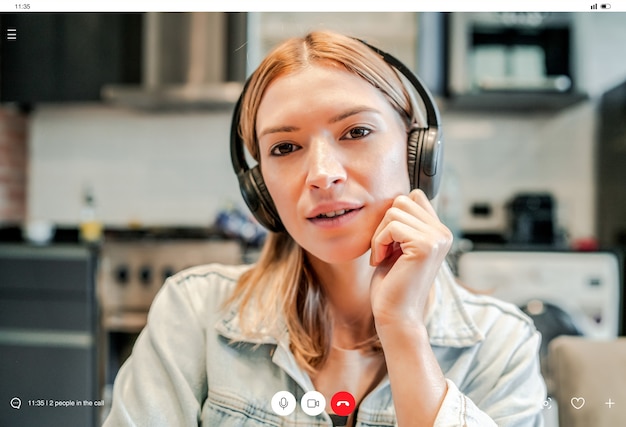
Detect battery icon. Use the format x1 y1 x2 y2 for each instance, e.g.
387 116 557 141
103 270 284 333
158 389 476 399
601 3 611 8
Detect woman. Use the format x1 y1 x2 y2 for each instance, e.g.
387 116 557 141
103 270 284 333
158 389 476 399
104 30 546 427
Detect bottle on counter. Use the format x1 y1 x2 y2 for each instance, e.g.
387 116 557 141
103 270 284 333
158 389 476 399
79 186 103 244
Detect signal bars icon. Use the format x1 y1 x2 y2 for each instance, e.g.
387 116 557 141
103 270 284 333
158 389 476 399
6 28 17 41
591 3 612 8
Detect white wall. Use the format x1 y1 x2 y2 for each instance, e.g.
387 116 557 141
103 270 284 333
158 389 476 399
574 13 626 98
28 105 242 227
440 102 597 241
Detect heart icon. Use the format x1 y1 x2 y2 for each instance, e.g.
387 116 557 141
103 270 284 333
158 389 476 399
571 397 585 409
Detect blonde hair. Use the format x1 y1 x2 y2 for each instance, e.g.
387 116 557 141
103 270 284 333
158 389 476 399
227 30 415 374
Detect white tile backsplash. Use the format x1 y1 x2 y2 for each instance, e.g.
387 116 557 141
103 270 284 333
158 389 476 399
28 104 244 227
27 100 598 243
441 101 597 241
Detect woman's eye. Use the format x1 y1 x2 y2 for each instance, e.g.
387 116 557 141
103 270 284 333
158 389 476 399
343 127 371 140
270 142 300 156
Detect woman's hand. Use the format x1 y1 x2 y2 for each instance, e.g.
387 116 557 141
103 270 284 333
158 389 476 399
369 189 453 329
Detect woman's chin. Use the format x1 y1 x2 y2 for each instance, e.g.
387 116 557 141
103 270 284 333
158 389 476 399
305 239 372 265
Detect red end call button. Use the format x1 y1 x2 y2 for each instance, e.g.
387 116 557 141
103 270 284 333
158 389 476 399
331 391 355 416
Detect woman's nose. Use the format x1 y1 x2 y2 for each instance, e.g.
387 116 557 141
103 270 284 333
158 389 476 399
305 138 347 190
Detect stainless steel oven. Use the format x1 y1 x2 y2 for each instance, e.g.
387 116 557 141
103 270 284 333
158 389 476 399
96 238 242 417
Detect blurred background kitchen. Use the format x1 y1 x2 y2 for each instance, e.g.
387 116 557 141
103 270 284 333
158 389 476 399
0 11 625 426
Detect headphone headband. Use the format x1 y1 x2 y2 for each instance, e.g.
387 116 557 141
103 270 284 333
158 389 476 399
357 39 441 131
230 81 251 176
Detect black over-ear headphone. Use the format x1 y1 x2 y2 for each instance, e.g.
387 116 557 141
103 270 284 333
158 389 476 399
230 39 444 233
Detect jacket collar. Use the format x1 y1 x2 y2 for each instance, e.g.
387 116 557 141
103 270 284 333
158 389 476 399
215 300 316 392
426 263 485 347
215 262 484 349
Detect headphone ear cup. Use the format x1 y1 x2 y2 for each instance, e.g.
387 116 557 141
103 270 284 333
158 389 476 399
238 166 284 232
420 128 443 200
407 127 424 192
407 126 443 200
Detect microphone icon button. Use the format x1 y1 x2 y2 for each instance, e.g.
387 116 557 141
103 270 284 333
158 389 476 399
279 397 288 409
271 391 296 416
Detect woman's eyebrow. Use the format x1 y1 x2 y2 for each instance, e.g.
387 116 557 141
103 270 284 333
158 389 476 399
328 106 381 124
258 125 300 138
258 107 381 138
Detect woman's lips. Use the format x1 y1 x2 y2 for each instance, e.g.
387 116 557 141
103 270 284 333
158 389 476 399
306 203 364 219
313 208 355 219
307 206 363 227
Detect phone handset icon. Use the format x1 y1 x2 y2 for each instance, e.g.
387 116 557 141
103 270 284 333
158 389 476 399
331 391 356 416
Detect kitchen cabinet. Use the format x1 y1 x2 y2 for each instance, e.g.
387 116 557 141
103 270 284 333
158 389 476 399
0 13 142 103
597 79 626 249
0 244 100 426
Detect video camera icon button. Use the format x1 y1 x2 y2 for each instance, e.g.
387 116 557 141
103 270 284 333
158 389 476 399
270 391 296 416
301 390 326 416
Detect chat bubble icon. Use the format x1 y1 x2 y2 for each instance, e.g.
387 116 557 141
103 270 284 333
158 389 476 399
10 397 21 410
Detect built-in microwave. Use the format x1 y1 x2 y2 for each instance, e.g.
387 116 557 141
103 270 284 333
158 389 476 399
444 12 586 110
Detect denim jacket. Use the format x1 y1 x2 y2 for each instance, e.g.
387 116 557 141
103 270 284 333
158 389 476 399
104 263 546 427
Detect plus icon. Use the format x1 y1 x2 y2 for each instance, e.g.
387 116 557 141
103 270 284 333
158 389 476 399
605 399 616 409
